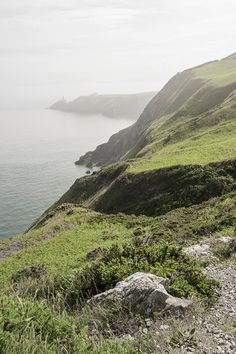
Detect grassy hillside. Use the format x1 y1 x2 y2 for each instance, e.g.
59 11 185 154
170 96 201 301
77 53 236 167
193 53 236 86
128 90 236 173
0 191 235 353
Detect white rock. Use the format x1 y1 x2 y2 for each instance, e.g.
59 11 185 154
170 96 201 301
218 236 234 243
160 324 170 330
183 244 214 259
88 272 192 316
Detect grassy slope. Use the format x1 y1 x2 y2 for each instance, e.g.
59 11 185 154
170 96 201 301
193 53 236 86
0 192 235 352
77 53 236 168
130 100 236 173
128 55 236 173
0 208 138 291
57 159 236 218
0 195 233 290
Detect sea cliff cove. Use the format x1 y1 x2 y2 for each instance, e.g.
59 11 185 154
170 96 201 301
0 1 235 353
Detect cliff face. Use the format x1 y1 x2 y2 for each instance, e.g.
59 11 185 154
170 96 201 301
50 92 156 121
55 53 236 220
76 71 204 166
77 54 236 167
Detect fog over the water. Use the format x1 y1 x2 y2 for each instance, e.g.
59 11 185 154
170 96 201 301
1 0 236 109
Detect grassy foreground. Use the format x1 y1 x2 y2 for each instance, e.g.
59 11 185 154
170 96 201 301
0 191 235 353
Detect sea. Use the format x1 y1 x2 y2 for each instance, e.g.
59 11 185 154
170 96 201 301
0 109 131 239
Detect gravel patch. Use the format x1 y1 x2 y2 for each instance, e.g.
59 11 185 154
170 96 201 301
197 262 236 354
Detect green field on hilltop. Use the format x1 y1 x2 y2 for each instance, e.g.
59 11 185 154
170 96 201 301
127 85 236 173
193 54 236 86
130 119 236 173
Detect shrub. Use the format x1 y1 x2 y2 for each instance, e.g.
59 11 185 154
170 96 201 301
12 242 218 311
64 242 218 310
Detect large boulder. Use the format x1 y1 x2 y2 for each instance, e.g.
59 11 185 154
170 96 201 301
88 272 192 316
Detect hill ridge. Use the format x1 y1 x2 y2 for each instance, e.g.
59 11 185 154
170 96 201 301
76 52 236 168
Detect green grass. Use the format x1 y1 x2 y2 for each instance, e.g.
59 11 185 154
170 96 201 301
0 192 235 353
0 209 151 353
130 119 236 173
0 296 138 354
1 192 235 295
0 208 140 292
69 241 218 303
193 55 236 86
128 86 236 173
124 59 236 174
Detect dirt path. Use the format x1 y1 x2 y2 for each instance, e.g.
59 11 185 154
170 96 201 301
197 262 236 354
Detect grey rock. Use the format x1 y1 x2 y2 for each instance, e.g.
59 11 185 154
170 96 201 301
183 244 215 260
160 324 170 330
88 272 192 316
121 334 134 341
145 318 153 327
218 236 234 243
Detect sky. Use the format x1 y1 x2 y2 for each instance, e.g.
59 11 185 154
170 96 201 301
0 0 236 109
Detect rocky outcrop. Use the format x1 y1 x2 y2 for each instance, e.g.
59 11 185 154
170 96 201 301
183 244 214 260
88 272 192 316
183 236 236 261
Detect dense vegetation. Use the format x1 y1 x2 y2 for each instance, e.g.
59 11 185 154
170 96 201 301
56 159 236 217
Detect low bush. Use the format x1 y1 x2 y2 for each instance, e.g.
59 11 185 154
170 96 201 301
11 242 218 311
63 242 218 310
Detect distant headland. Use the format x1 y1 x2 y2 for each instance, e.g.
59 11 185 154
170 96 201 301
49 92 157 120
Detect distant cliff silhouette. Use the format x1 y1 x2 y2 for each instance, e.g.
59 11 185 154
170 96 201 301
49 92 157 120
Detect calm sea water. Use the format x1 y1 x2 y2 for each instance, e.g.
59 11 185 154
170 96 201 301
0 109 130 239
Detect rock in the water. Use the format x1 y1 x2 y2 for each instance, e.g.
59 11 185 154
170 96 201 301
88 272 192 316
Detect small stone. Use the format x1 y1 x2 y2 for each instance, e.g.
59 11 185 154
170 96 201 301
142 328 148 334
121 334 134 341
145 318 152 327
160 324 170 330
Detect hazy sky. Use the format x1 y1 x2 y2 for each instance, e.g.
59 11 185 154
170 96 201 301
1 0 236 108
